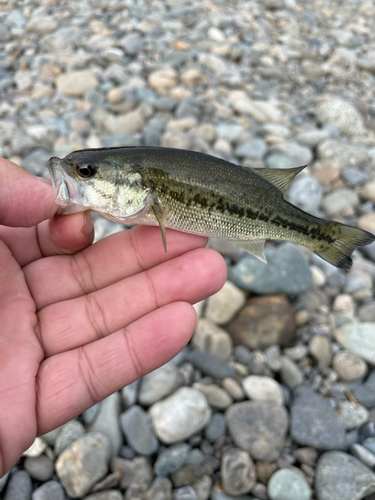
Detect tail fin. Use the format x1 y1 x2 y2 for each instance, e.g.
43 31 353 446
314 224 374 270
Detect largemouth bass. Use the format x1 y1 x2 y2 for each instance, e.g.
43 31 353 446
48 146 375 269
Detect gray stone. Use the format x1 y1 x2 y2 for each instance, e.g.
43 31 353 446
186 349 235 379
192 319 233 362
290 387 346 449
333 322 375 365
317 140 369 170
322 188 359 217
315 451 375 500
154 443 191 476
332 350 368 382
144 478 173 500
296 129 330 148
193 383 233 409
308 335 332 366
235 139 268 160
149 387 212 444
122 34 143 55
350 444 375 469
22 149 51 177
32 481 65 500
267 468 311 500
56 70 98 97
316 98 365 137
89 392 122 456
205 281 246 325
364 437 375 455
120 405 158 455
82 403 100 425
341 167 370 187
269 142 313 165
279 356 304 388
226 401 288 461
121 379 139 407
4 471 32 500
55 432 111 498
205 413 227 442
266 154 296 170
353 371 375 408
54 419 85 456
84 491 123 500
192 474 212 500
139 363 182 406
112 456 153 492
173 486 197 500
357 301 375 322
24 455 54 481
242 376 283 404
221 448 255 495
231 243 312 295
337 401 369 430
216 123 246 143
286 176 323 214
0 473 9 493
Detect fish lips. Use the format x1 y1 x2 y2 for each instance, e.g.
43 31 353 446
48 156 83 215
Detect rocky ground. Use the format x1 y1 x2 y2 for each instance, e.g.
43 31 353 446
2 0 375 499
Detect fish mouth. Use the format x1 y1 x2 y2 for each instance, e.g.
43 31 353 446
48 156 83 214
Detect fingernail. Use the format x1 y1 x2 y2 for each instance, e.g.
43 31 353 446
81 211 94 237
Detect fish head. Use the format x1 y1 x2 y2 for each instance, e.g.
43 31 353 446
48 150 153 222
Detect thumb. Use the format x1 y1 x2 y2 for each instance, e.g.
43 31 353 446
0 157 57 228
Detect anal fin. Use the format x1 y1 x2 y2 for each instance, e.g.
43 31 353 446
152 202 167 252
229 239 267 263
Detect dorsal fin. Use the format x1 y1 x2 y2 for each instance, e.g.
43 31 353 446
229 239 267 263
250 165 307 194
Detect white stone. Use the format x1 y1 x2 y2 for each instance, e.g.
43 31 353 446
242 376 284 404
205 281 246 325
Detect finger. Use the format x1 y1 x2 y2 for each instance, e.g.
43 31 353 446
25 226 209 310
37 247 226 356
36 301 196 435
0 158 56 227
0 212 94 267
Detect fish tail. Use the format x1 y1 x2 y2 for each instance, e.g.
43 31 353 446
311 222 375 270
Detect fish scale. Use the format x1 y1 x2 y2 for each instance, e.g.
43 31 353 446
48 146 375 269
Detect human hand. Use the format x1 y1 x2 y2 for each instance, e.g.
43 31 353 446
0 157 227 476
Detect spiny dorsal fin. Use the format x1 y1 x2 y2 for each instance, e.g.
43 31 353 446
229 239 267 263
250 165 307 194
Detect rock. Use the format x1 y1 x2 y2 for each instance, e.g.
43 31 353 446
154 443 191 476
89 392 122 456
222 378 245 401
186 349 235 379
122 34 143 55
286 176 323 214
332 350 367 382
350 443 375 469
24 455 54 481
221 448 256 495
353 371 375 408
332 294 355 315
357 301 375 323
192 319 233 362
269 142 313 165
105 108 146 135
27 16 58 35
139 363 182 406
121 379 139 407
23 437 47 457
55 432 111 498
4 471 32 500
322 188 359 217
227 295 296 350
358 213 375 232
290 387 346 449
359 179 375 204
317 140 369 170
192 474 212 500
333 321 375 365
230 243 312 295
54 419 86 456
296 129 330 148
120 405 158 455
205 413 227 442
241 375 283 404
229 94 282 123
194 383 233 409
266 154 296 170
315 451 375 500
205 281 246 325
293 447 318 467
235 139 268 160
148 68 177 93
279 356 304 388
364 437 375 455
216 123 246 143
173 486 197 500
308 336 332 366
144 478 172 500
171 463 210 488
316 98 365 137
32 481 65 500
267 468 311 500
337 401 369 430
226 401 288 461
56 70 98 97
149 387 211 444
341 167 370 187
84 491 123 500
181 68 207 88
112 456 153 493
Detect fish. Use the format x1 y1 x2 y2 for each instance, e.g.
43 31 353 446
48 146 375 269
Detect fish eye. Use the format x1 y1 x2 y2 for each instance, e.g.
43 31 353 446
75 162 97 179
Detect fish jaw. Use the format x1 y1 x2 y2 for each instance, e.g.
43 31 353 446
48 156 88 215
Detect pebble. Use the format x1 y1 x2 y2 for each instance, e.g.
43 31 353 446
205 281 246 325
112 456 153 492
296 129 330 148
337 401 369 430
121 379 139 407
230 243 312 295
315 451 375 500
227 295 296 350
316 98 365 137
359 179 375 204
186 349 235 379
332 350 368 382
226 401 288 461
358 213 375 232
193 383 233 410
267 468 312 500
290 387 346 449
148 68 178 93
241 375 284 404
4 471 32 500
222 378 245 401
88 392 122 456
205 413 227 442
144 478 172 500
173 486 197 500
138 363 182 406
286 176 323 214
56 70 98 97
317 140 369 170
357 301 375 322
154 443 191 476
84 491 123 500
322 188 359 217
352 370 375 408
221 448 256 495
120 405 158 455
364 437 375 455
308 335 332 366
23 437 47 457
24 455 54 482
55 432 111 498
54 419 86 456
279 356 304 388
332 293 355 314
149 387 212 444
350 443 375 469
268 142 313 165
31 481 65 500
234 139 268 160
333 321 375 365
192 319 233 362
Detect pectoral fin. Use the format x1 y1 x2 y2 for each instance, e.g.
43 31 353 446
250 165 307 194
152 202 167 252
230 239 267 263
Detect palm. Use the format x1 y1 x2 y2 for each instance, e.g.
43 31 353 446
0 160 227 476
